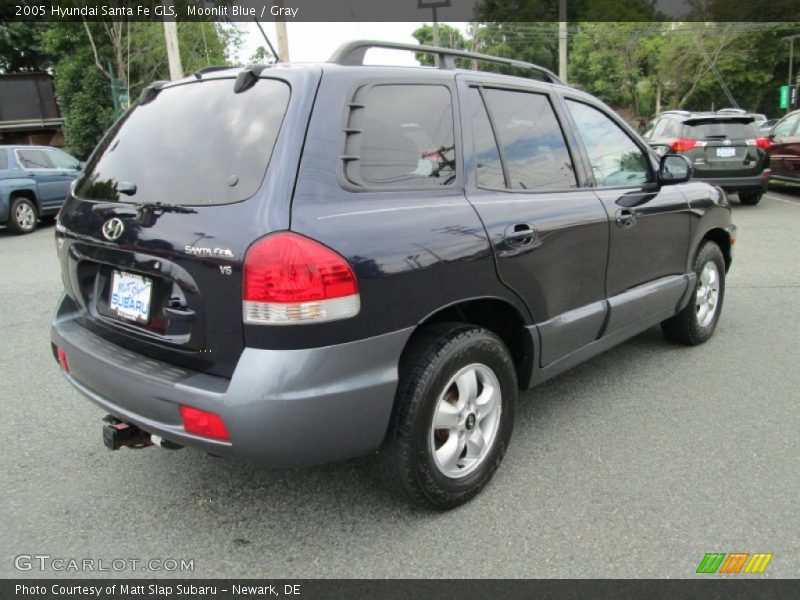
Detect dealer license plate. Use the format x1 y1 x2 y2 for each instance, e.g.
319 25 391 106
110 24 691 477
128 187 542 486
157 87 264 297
109 270 152 323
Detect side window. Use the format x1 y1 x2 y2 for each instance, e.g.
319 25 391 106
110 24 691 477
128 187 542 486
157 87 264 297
343 84 456 188
772 115 799 138
16 149 54 170
467 88 505 189
662 119 680 138
0 150 7 170
48 150 80 170
566 100 651 188
481 88 576 190
650 119 667 138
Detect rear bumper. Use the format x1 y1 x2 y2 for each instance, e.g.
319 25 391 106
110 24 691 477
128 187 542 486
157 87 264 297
693 171 770 193
51 293 413 467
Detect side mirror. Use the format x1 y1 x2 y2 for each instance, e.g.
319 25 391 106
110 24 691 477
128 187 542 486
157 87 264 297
659 154 692 185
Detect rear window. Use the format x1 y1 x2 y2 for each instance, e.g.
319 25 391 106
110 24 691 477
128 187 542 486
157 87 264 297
684 121 758 139
76 78 290 205
343 84 456 188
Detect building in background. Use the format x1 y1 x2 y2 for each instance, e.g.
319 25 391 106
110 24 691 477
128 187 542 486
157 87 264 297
0 73 64 147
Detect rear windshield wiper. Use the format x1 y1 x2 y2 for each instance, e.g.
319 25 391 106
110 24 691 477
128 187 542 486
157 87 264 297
91 200 197 215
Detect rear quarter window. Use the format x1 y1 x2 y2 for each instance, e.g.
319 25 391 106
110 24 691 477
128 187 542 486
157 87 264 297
0 150 7 170
342 83 456 188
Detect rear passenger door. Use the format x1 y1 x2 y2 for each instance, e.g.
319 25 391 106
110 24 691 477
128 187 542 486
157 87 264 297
559 96 691 316
458 78 609 368
769 113 800 179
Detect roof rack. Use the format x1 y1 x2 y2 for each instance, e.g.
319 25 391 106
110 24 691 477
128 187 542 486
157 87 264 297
328 40 564 85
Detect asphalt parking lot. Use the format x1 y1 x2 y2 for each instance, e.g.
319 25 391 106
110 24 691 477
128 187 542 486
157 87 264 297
2 190 799 579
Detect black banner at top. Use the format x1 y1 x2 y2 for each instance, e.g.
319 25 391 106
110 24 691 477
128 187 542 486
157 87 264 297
2 0 800 23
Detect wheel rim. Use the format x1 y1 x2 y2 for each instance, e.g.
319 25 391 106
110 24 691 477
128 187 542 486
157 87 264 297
429 363 502 479
696 261 721 328
15 202 35 231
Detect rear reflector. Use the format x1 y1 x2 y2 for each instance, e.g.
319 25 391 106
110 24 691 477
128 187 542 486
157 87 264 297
242 232 360 325
670 138 697 152
56 348 70 372
180 405 230 441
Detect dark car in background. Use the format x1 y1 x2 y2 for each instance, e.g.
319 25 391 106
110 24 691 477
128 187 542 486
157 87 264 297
0 145 82 234
767 109 800 184
645 110 771 205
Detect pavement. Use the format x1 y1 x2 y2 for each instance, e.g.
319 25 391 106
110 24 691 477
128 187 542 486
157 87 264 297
1 190 798 579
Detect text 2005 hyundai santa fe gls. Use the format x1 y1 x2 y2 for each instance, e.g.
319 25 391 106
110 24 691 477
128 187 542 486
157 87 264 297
51 42 735 509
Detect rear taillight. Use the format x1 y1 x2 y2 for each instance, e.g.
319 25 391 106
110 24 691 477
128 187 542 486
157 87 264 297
242 232 360 325
180 405 230 441
56 347 70 372
670 138 697 152
746 137 771 150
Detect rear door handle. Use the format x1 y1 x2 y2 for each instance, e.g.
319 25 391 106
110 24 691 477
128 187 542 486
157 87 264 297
615 208 637 229
503 223 537 247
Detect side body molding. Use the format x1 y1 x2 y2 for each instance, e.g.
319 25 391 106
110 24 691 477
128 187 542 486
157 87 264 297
526 274 695 388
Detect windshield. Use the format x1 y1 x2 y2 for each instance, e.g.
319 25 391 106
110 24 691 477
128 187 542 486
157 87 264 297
76 78 290 206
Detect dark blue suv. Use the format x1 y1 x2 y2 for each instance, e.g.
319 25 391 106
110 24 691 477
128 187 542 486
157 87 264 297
50 42 735 509
0 145 82 234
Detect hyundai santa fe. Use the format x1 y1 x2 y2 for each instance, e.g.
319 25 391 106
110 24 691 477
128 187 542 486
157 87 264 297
51 41 735 509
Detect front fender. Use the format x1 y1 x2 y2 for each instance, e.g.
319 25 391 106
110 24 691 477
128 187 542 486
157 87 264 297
683 182 734 271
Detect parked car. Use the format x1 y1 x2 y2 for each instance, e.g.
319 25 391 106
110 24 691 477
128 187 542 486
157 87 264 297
766 109 800 184
645 110 771 205
0 145 82 234
50 41 735 509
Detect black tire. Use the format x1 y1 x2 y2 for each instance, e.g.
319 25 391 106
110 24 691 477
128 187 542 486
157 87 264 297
661 241 726 345
7 196 38 234
379 323 517 510
739 192 762 205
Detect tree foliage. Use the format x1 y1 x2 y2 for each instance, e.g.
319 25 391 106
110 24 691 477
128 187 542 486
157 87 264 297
1 22 240 158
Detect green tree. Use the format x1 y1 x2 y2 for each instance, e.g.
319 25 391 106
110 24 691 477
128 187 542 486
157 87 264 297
40 22 240 158
412 23 470 67
0 22 52 72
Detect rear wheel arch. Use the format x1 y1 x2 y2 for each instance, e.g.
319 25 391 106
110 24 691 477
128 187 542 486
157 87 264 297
407 298 534 390
9 188 38 210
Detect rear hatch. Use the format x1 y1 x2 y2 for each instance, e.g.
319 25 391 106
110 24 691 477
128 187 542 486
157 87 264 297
682 117 766 177
55 67 319 377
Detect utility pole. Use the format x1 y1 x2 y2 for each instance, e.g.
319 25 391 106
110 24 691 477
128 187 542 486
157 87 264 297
163 1 183 80
470 21 479 70
783 34 799 114
558 0 567 83
275 1 290 62
419 1 451 67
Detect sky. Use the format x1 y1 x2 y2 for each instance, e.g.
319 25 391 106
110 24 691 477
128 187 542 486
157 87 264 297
234 21 471 65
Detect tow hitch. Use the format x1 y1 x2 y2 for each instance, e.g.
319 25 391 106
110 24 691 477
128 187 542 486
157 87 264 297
102 416 183 451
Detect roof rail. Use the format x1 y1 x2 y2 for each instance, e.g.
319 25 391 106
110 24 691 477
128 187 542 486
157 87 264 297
328 40 564 85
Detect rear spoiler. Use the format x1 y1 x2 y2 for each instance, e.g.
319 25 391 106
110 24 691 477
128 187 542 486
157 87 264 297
684 116 755 125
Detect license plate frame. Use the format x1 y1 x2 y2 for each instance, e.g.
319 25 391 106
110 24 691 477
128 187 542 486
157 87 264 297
109 270 153 324
716 147 736 158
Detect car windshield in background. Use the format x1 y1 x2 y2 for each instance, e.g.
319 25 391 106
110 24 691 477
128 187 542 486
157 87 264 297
76 78 290 206
684 121 757 139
